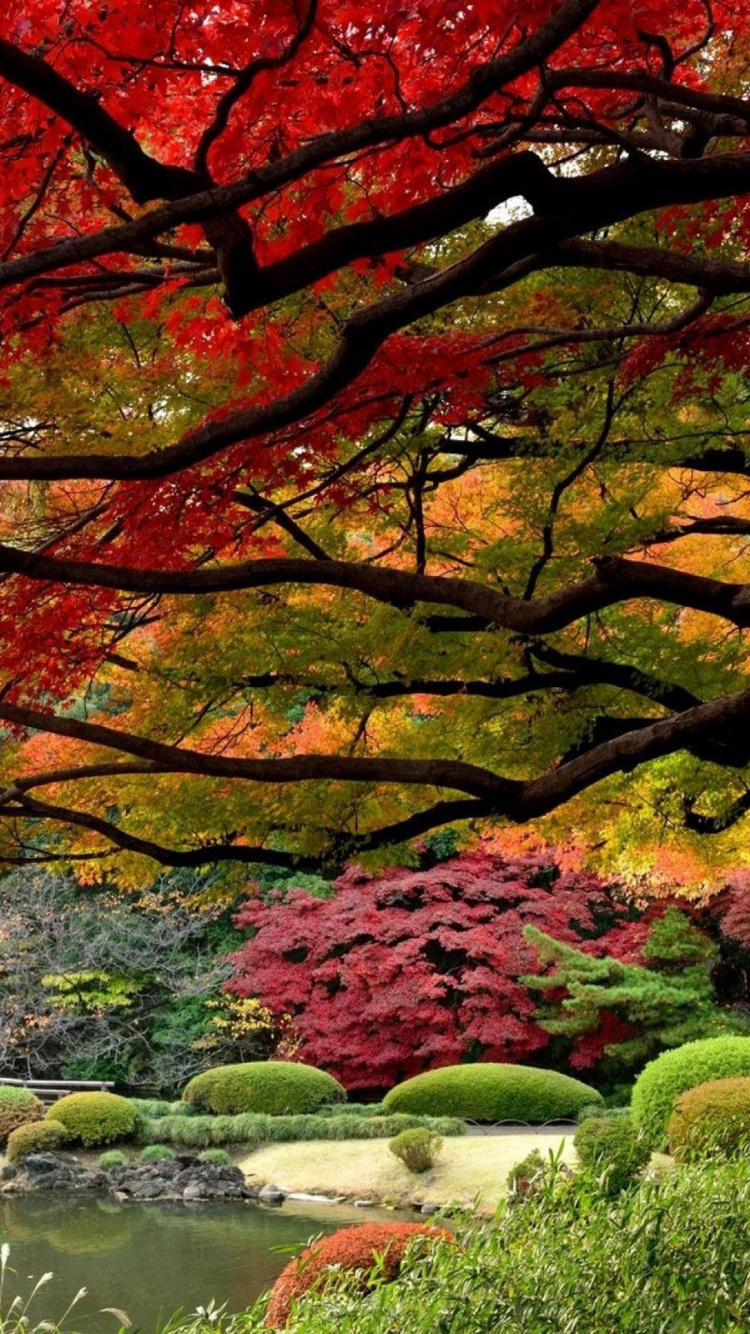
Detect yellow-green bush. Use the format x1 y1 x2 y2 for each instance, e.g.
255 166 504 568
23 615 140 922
631 1037 750 1147
383 1064 602 1123
45 1091 137 1147
667 1077 750 1161
182 1061 345 1115
7 1118 70 1161
0 1087 44 1146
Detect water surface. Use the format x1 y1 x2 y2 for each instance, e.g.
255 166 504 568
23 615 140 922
0 1193 397 1332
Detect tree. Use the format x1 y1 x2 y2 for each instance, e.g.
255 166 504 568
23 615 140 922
0 868 279 1089
5 3 750 874
524 908 745 1076
227 850 640 1091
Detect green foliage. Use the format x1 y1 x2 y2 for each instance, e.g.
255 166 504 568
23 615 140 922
631 1037 750 1147
382 1064 602 1123
182 1061 345 1115
667 1077 750 1162
141 1109 463 1147
131 1098 195 1118
98 1149 128 1168
6 1119 70 1161
506 1149 549 1196
523 910 740 1075
0 1087 44 1146
140 1144 177 1162
45 1091 138 1147
574 1116 651 1194
389 1128 443 1174
169 1157 750 1334
198 1148 232 1165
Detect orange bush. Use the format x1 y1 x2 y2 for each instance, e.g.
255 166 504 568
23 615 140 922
265 1221 452 1328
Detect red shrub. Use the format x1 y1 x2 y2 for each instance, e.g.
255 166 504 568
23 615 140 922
229 852 643 1091
265 1221 452 1328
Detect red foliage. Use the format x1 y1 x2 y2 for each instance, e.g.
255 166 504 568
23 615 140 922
265 1222 452 1329
229 852 644 1090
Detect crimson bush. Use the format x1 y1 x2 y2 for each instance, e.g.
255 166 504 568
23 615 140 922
265 1222 452 1328
229 852 642 1090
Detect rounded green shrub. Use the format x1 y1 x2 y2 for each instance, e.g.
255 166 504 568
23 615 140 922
45 1091 138 1147
6 1118 70 1161
99 1149 128 1168
198 1148 232 1166
631 1038 750 1148
382 1064 602 1123
666 1077 750 1161
182 1061 345 1116
574 1115 651 1194
0 1086 44 1146
389 1127 443 1173
140 1144 176 1162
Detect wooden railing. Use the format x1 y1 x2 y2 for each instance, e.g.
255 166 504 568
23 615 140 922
0 1076 115 1107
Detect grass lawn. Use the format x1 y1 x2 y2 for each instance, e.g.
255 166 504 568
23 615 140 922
238 1129 577 1213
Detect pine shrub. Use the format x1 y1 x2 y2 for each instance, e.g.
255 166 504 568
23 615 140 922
183 1062 345 1116
45 1091 138 1147
383 1064 602 1123
667 1077 750 1161
0 1087 44 1146
631 1037 750 1147
6 1118 70 1161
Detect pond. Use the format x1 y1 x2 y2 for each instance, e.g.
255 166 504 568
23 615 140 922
0 1193 400 1332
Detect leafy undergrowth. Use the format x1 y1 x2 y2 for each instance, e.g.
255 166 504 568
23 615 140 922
164 1154 750 1334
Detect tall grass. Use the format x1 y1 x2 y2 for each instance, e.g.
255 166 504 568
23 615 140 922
0 1245 130 1334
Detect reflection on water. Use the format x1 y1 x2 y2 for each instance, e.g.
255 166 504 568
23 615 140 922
0 1193 396 1332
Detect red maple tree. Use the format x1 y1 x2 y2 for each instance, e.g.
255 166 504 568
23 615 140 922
229 851 642 1090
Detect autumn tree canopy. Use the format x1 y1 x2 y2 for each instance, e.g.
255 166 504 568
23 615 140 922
4 0 750 878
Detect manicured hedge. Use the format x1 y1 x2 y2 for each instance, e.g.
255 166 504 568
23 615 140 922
7 1118 70 1161
0 1086 44 1146
382 1064 602 1123
183 1062 345 1116
631 1037 750 1147
142 1110 464 1148
265 1223 453 1328
45 1091 138 1147
667 1076 750 1161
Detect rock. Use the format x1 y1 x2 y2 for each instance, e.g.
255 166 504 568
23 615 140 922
420 1203 440 1216
183 1183 204 1202
258 1183 286 1204
354 1199 374 1208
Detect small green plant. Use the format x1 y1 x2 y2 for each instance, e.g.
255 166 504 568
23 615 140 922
198 1148 232 1165
140 1144 176 1162
574 1115 651 1194
389 1127 443 1173
6 1119 70 1162
506 1149 548 1196
99 1149 128 1168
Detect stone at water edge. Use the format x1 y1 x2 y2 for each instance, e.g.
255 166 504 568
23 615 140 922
258 1183 286 1203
